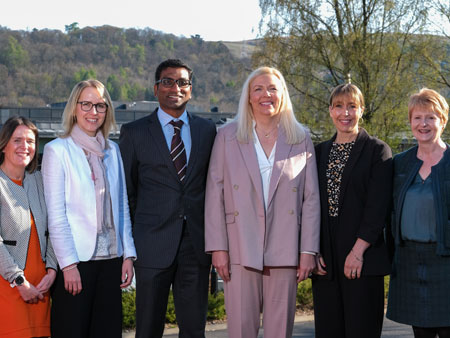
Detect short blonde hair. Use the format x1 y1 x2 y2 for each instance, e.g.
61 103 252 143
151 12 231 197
235 67 305 144
62 79 116 138
329 83 365 108
408 88 449 126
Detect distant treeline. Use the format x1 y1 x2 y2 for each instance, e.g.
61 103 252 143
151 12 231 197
0 24 252 111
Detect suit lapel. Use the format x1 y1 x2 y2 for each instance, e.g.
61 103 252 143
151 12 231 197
337 128 368 208
267 129 291 207
237 138 264 207
147 110 180 183
318 138 334 216
184 112 198 184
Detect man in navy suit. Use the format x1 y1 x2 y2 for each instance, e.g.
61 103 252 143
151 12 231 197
119 59 216 338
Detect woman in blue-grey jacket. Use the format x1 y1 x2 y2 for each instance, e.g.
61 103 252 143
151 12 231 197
387 88 450 338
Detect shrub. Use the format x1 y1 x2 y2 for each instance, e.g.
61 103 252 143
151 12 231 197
207 292 226 320
297 278 314 309
122 288 136 330
122 277 320 329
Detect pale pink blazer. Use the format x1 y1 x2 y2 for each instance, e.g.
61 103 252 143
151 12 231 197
205 121 320 271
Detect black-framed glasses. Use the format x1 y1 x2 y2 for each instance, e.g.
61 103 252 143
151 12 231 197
156 78 192 88
77 101 108 113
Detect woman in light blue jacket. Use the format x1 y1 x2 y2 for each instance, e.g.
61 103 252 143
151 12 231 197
42 80 136 338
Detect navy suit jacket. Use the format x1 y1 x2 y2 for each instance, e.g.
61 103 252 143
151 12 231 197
119 109 216 269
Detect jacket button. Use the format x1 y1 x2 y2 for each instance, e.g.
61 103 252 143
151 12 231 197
292 187 297 192
179 214 184 219
233 184 239 190
234 211 239 216
289 210 294 215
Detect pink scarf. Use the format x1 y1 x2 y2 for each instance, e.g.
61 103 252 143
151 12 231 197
71 124 113 233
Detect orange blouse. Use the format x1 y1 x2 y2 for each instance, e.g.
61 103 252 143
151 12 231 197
0 178 50 338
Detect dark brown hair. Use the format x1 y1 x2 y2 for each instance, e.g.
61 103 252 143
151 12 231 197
0 116 39 173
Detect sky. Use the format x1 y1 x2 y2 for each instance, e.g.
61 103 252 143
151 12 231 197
0 0 263 41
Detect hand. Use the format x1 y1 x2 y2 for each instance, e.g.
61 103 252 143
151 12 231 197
17 279 44 304
120 258 134 289
36 268 57 293
212 250 231 282
344 238 369 279
297 253 316 282
63 264 82 296
313 254 327 276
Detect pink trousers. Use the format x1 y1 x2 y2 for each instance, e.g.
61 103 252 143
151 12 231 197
223 265 298 338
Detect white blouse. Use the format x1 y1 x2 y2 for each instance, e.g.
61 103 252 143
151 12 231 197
253 127 276 211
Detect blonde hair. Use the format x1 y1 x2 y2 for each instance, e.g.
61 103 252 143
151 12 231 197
408 88 449 127
62 79 116 139
329 83 365 108
235 67 305 144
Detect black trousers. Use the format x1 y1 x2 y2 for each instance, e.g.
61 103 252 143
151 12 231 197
313 272 385 338
135 228 210 338
413 326 450 338
51 257 123 338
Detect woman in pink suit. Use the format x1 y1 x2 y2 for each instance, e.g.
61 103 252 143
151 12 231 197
205 67 321 338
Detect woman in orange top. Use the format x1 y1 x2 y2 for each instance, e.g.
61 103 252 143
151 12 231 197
0 116 58 338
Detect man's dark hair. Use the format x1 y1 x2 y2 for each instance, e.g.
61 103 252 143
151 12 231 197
154 59 193 82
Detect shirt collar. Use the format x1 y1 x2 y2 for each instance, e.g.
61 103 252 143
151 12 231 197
157 107 190 127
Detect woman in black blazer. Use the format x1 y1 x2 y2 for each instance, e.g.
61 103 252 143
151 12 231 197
312 84 392 338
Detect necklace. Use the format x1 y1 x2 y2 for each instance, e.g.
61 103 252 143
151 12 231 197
257 125 278 138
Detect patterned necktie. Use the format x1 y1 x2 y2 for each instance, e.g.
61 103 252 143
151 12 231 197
169 120 187 182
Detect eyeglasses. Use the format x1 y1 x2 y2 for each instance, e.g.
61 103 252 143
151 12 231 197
77 101 108 113
156 78 192 88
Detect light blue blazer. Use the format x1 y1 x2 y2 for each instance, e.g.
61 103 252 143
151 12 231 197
41 136 136 269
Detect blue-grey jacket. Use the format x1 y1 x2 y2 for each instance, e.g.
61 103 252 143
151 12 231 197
391 145 450 256
0 170 58 283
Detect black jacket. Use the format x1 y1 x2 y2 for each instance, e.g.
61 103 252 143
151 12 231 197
119 109 217 268
315 128 392 279
390 145 450 256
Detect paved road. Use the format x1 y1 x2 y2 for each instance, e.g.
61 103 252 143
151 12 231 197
124 317 414 337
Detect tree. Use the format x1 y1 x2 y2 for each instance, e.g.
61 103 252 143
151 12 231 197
65 22 79 34
256 0 431 143
73 67 97 84
0 35 29 71
420 1 450 90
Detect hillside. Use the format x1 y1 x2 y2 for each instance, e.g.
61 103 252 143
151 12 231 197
0 25 258 112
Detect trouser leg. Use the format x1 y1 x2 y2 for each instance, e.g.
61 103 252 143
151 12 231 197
224 264 262 338
172 232 210 338
262 267 297 338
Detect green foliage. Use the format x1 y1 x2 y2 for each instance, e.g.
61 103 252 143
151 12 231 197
255 0 445 146
385 275 390 301
0 26 247 110
0 36 29 71
166 292 177 324
297 279 314 308
210 96 219 105
73 67 97 84
226 80 236 88
65 22 79 34
122 288 136 329
207 292 226 320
